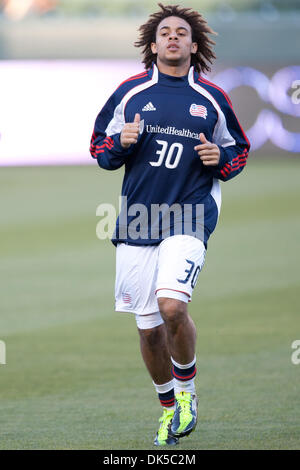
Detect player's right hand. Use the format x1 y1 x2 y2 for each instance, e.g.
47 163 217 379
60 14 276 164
120 113 141 149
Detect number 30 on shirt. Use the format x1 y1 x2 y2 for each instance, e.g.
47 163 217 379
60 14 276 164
149 139 183 169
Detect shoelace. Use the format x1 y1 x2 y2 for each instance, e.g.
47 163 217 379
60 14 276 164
158 409 174 440
177 393 192 422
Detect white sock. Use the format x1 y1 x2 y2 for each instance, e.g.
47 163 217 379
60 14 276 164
171 356 196 395
153 379 175 410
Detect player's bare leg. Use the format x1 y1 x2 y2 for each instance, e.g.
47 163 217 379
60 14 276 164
138 323 178 446
137 323 172 385
157 298 196 364
158 297 198 438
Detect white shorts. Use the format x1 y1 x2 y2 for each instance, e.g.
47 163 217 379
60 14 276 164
115 235 206 316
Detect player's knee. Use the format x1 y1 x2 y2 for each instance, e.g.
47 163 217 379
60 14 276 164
158 298 187 329
138 324 164 348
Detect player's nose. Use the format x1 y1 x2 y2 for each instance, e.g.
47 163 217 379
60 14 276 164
168 32 178 41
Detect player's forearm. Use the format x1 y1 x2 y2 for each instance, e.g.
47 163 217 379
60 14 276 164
210 145 249 182
91 133 132 170
96 151 127 170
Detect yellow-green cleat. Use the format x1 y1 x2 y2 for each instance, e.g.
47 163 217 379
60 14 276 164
170 392 198 438
154 408 179 446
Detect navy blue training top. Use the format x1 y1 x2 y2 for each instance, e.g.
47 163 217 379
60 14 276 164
90 64 250 247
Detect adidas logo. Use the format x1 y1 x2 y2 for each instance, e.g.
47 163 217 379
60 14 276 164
142 102 156 111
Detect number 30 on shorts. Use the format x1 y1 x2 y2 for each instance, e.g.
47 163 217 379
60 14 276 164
177 259 202 289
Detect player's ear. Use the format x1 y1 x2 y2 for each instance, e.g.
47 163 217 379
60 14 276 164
151 42 157 54
191 42 198 54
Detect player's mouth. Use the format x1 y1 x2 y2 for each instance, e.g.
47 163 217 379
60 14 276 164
167 43 180 51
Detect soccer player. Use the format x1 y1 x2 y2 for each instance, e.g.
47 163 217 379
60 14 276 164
90 3 250 446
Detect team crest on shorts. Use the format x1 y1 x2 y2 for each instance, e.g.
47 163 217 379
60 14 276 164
189 104 208 119
122 292 132 306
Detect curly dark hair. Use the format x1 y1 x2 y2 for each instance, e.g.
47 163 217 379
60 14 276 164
134 3 217 74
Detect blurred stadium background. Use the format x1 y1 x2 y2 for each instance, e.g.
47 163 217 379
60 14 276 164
0 0 299 450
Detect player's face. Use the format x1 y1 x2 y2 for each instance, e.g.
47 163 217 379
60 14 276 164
151 16 198 69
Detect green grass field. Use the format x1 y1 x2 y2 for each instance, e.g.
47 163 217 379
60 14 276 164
0 158 299 450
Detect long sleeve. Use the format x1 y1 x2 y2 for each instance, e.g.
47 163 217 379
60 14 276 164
90 93 132 170
210 94 250 182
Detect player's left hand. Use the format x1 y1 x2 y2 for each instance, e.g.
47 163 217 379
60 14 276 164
194 133 220 166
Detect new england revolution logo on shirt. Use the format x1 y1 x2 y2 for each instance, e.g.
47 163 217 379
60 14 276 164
189 103 207 119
